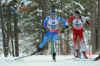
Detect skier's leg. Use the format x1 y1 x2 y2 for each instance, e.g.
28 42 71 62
73 31 80 58
79 31 88 59
73 32 79 50
52 33 58 61
31 32 51 55
39 32 51 49
52 52 56 62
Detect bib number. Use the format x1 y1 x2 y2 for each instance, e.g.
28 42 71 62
51 21 56 29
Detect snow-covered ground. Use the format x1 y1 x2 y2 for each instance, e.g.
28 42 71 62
0 55 100 66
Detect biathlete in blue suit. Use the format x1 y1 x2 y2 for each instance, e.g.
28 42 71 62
32 9 68 62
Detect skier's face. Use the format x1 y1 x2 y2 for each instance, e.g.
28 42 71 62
50 13 56 19
74 14 80 18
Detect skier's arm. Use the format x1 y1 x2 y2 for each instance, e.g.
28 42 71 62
59 17 68 29
84 17 92 26
58 17 68 33
85 19 92 31
42 16 49 32
68 16 74 27
43 16 49 29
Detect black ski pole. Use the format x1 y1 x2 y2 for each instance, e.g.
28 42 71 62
14 50 38 60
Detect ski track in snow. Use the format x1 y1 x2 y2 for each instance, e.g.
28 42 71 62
0 55 100 66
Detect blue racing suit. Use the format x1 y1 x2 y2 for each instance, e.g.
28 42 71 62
39 16 68 49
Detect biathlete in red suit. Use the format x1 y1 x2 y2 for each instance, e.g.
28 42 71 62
68 11 91 59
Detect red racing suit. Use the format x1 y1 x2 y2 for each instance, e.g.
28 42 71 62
68 16 91 52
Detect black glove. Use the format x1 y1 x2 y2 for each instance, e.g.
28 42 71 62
65 26 68 29
62 28 66 33
86 20 90 24
62 26 68 33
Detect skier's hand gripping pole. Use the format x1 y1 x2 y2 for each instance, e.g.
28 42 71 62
42 28 47 33
62 26 69 33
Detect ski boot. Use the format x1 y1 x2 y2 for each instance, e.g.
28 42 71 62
74 49 80 58
83 51 88 59
31 48 42 55
94 54 100 61
52 52 56 62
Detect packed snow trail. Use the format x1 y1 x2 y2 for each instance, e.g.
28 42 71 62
0 55 100 66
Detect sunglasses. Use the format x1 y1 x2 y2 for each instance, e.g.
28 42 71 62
50 13 56 16
74 14 79 16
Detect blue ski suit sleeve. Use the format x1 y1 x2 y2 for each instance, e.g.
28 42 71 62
57 17 68 28
43 16 49 29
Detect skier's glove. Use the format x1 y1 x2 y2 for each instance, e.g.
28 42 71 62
42 28 46 33
65 26 68 29
62 26 68 33
62 28 66 33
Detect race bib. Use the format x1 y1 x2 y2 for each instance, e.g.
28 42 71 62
73 19 83 28
47 18 59 29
